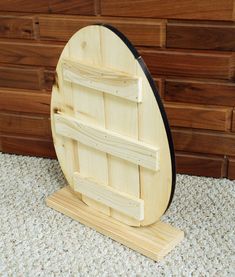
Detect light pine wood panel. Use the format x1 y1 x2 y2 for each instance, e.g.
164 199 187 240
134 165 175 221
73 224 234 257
172 128 235 156
74 172 144 220
176 152 227 178
167 21 235 51
0 64 44 90
0 135 56 157
140 49 232 80
39 15 164 47
100 0 234 21
0 15 36 39
0 88 50 114
0 0 96 15
46 186 184 261
62 58 142 103
0 112 51 138
0 39 63 66
164 79 235 106
165 102 232 131
54 113 159 171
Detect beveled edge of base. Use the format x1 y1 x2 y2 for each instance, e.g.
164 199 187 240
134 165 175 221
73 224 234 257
46 186 184 261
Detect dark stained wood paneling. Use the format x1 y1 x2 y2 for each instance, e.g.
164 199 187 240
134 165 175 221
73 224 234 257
0 112 51 138
0 15 36 39
100 0 234 21
39 15 164 47
140 49 232 80
232 109 235 132
172 128 235 156
228 158 235 179
164 79 235 106
0 39 63 66
0 64 44 90
44 69 55 91
0 88 50 114
176 152 227 178
0 1 95 15
165 102 232 131
166 21 235 51
0 135 56 158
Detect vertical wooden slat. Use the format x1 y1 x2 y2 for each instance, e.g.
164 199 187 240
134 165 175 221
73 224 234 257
69 26 110 215
100 26 140 226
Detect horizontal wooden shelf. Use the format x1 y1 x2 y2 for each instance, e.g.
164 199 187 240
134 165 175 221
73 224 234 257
54 112 159 171
74 172 144 220
62 58 142 103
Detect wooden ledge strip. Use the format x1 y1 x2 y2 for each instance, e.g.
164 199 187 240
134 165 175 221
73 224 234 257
73 172 144 220
62 58 142 103
54 113 159 171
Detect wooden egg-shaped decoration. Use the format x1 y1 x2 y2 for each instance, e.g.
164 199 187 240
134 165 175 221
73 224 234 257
51 25 175 227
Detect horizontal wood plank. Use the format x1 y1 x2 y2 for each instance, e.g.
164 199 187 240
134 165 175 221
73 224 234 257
0 64 44 90
176 152 227 178
100 0 234 21
0 15 36 39
0 39 63 66
228 158 235 179
164 102 232 131
164 79 235 106
39 15 164 47
0 135 56 158
0 88 50 114
44 69 55 91
0 1 95 15
140 49 232 80
0 112 51 138
54 113 159 171
62 58 142 103
167 21 235 51
232 110 235 132
74 172 144 220
172 128 235 156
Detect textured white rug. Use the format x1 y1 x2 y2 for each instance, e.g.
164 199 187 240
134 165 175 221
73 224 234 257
0 152 234 276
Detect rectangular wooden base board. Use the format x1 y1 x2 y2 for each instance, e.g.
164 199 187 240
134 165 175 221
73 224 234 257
46 186 184 261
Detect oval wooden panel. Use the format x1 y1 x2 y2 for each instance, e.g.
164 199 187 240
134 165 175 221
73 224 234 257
51 25 175 227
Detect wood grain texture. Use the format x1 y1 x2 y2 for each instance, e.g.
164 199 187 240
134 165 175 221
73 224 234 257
140 49 232 79
44 69 55 91
164 79 235 106
232 110 235 132
47 186 184 261
0 64 44 90
176 152 227 178
172 128 235 156
0 112 51 138
228 158 235 179
0 39 63 66
54 113 159 171
165 102 232 131
167 21 235 51
0 135 56 158
0 15 36 39
39 15 164 47
62 58 142 103
0 88 50 114
74 172 144 220
0 0 95 15
100 0 234 21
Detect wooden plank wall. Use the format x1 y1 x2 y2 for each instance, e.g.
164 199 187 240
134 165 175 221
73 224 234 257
0 0 235 179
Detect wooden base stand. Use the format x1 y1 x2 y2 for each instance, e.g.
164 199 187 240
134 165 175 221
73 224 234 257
46 186 184 261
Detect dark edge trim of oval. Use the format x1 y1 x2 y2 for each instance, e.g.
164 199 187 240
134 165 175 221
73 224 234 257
94 23 176 213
